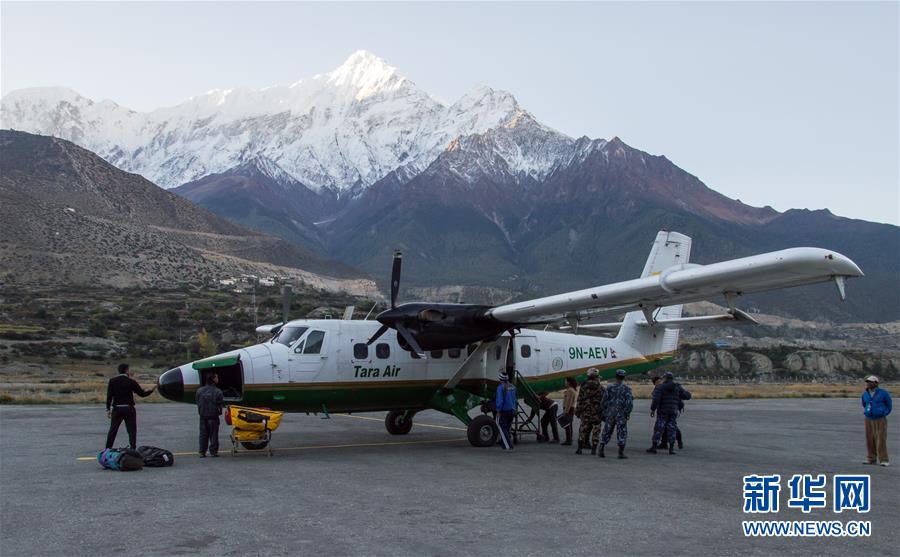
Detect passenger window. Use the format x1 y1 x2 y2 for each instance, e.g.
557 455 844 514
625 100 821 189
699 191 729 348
448 348 461 359
293 340 305 353
430 350 443 359
520 344 531 358
302 330 325 354
353 343 368 359
376 343 390 359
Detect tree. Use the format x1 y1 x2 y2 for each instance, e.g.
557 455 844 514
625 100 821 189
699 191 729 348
198 328 217 358
88 319 108 338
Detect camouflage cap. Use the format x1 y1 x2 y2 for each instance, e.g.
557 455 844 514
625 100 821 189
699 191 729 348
615 369 626 378
587 368 599 378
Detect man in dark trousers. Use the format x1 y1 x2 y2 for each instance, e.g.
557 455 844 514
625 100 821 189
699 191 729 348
527 391 560 443
647 375 684 451
105 363 156 449
598 369 633 459
649 371 692 454
495 371 517 451
196 372 225 457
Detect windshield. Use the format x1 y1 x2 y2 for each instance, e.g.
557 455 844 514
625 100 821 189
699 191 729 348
272 326 308 347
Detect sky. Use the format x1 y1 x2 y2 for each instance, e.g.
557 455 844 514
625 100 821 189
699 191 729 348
2 1 898 225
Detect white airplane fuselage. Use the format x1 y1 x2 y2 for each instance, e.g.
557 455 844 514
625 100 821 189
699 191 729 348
156 319 670 413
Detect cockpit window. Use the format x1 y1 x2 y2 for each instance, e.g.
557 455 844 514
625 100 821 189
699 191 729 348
302 330 326 354
272 326 308 347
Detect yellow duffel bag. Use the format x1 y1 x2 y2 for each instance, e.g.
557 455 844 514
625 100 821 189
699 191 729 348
228 405 284 432
232 428 268 441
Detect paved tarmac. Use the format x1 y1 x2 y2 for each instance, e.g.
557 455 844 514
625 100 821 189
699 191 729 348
1 398 898 556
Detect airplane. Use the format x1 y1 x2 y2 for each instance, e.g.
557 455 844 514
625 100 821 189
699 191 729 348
156 230 863 448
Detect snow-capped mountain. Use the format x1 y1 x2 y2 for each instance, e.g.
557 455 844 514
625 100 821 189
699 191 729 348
1 50 572 193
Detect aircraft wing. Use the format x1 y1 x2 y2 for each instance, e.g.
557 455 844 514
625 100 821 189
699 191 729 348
486 247 863 325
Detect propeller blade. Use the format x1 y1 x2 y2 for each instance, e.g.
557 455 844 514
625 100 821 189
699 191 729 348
366 324 390 345
390 250 402 309
396 322 426 358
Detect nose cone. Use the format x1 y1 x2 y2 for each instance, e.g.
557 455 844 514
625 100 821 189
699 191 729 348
157 367 184 402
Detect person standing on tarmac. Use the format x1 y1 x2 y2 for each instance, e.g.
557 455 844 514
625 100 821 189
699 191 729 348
574 369 604 455
561 377 578 445
105 363 156 449
495 371 517 451
648 375 684 451
598 369 633 459
527 392 560 443
196 372 225 457
648 371 692 455
862 375 892 466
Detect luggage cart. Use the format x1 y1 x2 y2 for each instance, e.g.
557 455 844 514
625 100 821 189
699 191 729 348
226 405 284 457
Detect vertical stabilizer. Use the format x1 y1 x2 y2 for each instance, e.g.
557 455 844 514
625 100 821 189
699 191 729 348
618 231 692 356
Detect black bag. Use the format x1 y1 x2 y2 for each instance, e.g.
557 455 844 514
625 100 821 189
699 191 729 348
237 409 266 423
137 445 175 467
116 448 144 471
558 413 573 428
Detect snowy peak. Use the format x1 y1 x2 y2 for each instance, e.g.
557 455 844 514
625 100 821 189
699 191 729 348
236 156 300 187
0 51 577 192
326 50 405 99
431 109 575 184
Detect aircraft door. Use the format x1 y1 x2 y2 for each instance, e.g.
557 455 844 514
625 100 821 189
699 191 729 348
515 335 538 376
288 329 328 381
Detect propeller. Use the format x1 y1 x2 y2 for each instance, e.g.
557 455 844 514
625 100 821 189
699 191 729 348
366 323 390 345
364 250 426 357
390 250 401 309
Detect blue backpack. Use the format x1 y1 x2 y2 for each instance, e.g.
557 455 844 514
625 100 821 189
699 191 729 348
98 448 143 471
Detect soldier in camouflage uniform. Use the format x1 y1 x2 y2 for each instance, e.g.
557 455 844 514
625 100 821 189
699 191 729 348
598 369 633 459
574 368 605 455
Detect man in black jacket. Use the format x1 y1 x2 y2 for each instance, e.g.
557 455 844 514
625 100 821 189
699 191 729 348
648 371 691 454
527 391 560 443
196 372 225 457
647 375 684 451
105 363 156 449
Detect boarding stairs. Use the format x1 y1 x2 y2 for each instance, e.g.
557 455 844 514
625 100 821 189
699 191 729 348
511 370 542 443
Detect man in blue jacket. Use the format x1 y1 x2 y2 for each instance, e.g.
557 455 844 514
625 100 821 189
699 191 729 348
862 375 892 466
495 371 517 451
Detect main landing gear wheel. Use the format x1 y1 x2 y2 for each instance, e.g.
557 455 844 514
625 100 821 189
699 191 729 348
467 415 499 447
385 410 414 435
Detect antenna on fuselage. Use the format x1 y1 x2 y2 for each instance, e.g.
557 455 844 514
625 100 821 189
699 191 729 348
282 282 292 324
364 301 378 320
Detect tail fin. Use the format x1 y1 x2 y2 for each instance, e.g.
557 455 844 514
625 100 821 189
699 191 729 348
617 231 692 356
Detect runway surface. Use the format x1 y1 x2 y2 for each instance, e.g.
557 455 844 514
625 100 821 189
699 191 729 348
1 398 897 556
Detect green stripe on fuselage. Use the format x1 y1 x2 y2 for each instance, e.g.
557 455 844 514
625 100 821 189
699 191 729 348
178 354 675 415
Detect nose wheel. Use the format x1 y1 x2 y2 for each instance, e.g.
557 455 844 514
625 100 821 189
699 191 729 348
385 410 415 435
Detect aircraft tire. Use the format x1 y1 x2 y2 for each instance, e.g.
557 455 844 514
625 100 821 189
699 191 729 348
467 415 499 447
240 440 269 450
385 410 414 435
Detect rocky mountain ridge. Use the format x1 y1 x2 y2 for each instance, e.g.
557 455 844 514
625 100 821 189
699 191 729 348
0 131 375 294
